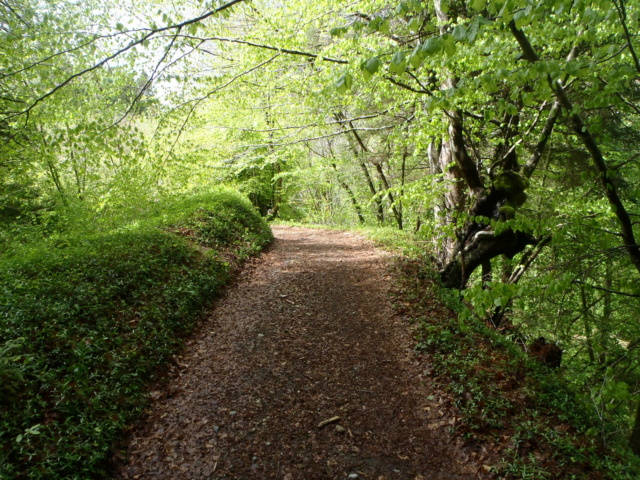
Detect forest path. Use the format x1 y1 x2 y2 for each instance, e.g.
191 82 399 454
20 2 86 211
113 226 478 480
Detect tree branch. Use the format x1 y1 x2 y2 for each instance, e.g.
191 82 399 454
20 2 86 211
107 30 184 129
242 125 395 149
523 99 560 178
176 34 348 64
572 280 640 298
215 112 389 133
510 20 640 275
383 76 433 95
508 236 551 284
612 0 640 73
521 44 580 178
156 53 281 169
11 0 248 119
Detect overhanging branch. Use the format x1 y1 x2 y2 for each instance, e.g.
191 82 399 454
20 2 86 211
572 280 640 298
175 34 349 64
11 0 248 119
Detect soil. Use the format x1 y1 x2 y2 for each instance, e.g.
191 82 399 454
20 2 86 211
113 226 484 480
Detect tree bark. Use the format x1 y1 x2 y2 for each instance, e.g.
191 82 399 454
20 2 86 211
429 139 466 263
429 1 548 288
441 228 537 289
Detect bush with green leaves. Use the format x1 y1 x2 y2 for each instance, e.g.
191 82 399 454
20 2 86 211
0 188 272 479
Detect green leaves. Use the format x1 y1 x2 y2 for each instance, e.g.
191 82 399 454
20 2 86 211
360 56 382 80
335 72 353 93
452 24 468 41
422 36 444 55
362 56 381 76
407 35 446 69
330 26 348 37
368 16 390 35
470 0 486 12
360 53 419 80
408 17 420 33
389 52 406 74
410 45 425 68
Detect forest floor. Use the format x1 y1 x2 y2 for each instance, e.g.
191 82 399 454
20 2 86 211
112 226 487 480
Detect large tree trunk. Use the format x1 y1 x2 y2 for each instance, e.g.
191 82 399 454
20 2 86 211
441 228 537 289
429 140 466 264
429 0 548 289
435 110 536 288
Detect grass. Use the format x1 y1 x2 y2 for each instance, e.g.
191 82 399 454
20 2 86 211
0 188 272 479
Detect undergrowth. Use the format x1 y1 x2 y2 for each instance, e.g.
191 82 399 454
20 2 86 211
391 258 640 479
0 188 272 479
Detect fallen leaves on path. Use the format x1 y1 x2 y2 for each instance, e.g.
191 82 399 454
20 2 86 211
113 226 485 479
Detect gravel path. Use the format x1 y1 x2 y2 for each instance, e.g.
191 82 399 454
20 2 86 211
113 226 479 479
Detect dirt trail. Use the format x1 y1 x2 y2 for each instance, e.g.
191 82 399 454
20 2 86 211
113 226 479 479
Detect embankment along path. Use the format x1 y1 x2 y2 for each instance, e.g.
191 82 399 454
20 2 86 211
113 226 480 479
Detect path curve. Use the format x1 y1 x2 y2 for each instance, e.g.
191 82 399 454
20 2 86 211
114 226 477 479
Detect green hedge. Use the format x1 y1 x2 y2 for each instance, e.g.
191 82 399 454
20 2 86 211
0 189 272 479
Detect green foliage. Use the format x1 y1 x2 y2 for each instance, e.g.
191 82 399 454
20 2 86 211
395 258 640 479
492 172 529 207
361 225 425 257
2 0 640 474
335 72 353 94
0 189 272 478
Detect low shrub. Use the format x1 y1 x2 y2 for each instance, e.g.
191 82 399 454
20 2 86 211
392 258 640 479
0 188 272 479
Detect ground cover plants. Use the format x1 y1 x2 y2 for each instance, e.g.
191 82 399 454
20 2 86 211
390 255 640 479
0 189 272 479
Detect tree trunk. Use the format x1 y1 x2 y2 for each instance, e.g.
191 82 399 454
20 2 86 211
45 158 67 206
266 98 282 219
429 2 548 288
600 266 613 365
441 228 537 289
428 140 466 264
399 146 408 230
580 285 597 364
270 161 282 218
